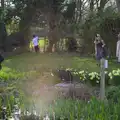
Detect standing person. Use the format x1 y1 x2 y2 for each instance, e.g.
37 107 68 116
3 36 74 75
32 35 39 53
94 34 106 65
116 33 120 63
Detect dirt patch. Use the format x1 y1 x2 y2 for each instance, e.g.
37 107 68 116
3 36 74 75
23 71 60 96
30 82 99 103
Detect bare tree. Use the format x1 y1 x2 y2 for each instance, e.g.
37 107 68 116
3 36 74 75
98 0 109 12
90 0 94 12
1 0 4 8
115 0 120 11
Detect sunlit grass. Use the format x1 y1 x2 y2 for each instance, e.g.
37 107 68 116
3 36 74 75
3 53 120 78
1 52 120 96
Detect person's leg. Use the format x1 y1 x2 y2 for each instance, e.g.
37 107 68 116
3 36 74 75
34 46 37 53
96 52 101 66
36 45 39 53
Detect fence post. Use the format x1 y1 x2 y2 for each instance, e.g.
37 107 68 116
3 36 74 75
100 58 105 101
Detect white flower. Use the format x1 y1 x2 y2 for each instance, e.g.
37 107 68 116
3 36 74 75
96 81 99 83
89 72 100 81
105 71 108 74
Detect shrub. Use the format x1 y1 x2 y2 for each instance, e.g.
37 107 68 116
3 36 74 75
106 86 120 103
73 70 88 82
105 71 110 86
88 72 100 86
65 68 120 86
66 37 77 52
0 67 25 82
108 69 120 86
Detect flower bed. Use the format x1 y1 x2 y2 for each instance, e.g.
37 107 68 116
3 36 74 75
65 68 120 86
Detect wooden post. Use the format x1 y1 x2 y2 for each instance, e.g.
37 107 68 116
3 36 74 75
100 58 105 101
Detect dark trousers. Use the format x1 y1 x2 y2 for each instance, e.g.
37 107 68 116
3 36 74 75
34 45 39 52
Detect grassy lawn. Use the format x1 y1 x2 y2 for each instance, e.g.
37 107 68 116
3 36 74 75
3 52 120 72
1 52 119 95
1 52 119 91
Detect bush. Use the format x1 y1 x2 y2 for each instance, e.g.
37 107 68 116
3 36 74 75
61 68 120 87
88 72 100 86
66 37 77 52
73 70 88 83
108 69 120 86
105 71 110 85
106 86 120 103
0 67 25 82
65 68 111 86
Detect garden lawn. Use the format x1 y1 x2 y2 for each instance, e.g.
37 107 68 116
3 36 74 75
2 53 120 77
1 53 119 92
3 52 120 73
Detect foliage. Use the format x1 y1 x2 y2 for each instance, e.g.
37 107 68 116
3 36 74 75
64 68 120 86
65 37 77 52
19 97 120 120
106 86 120 103
62 1 76 22
0 67 24 82
81 7 120 54
6 16 20 35
109 69 120 86
0 87 25 119
73 70 88 82
1 53 120 119
88 72 100 86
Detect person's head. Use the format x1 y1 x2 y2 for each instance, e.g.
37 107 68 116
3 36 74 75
96 34 100 37
95 34 101 41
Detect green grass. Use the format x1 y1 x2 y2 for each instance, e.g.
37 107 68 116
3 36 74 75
0 53 118 87
1 52 120 97
2 52 120 82
3 53 120 72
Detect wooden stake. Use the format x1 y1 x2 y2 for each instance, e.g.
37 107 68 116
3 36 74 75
100 58 105 101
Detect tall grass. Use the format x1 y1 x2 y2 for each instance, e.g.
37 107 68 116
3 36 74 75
21 97 120 120
46 98 119 120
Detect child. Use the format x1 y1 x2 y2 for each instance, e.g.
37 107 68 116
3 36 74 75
32 35 39 53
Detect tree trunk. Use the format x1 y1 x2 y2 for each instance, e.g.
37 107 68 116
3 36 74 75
46 9 59 52
90 0 94 12
115 0 120 12
1 0 4 9
98 0 108 13
19 6 36 50
75 0 82 23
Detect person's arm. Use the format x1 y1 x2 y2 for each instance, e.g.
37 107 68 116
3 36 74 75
95 45 97 55
101 40 105 47
94 40 97 55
